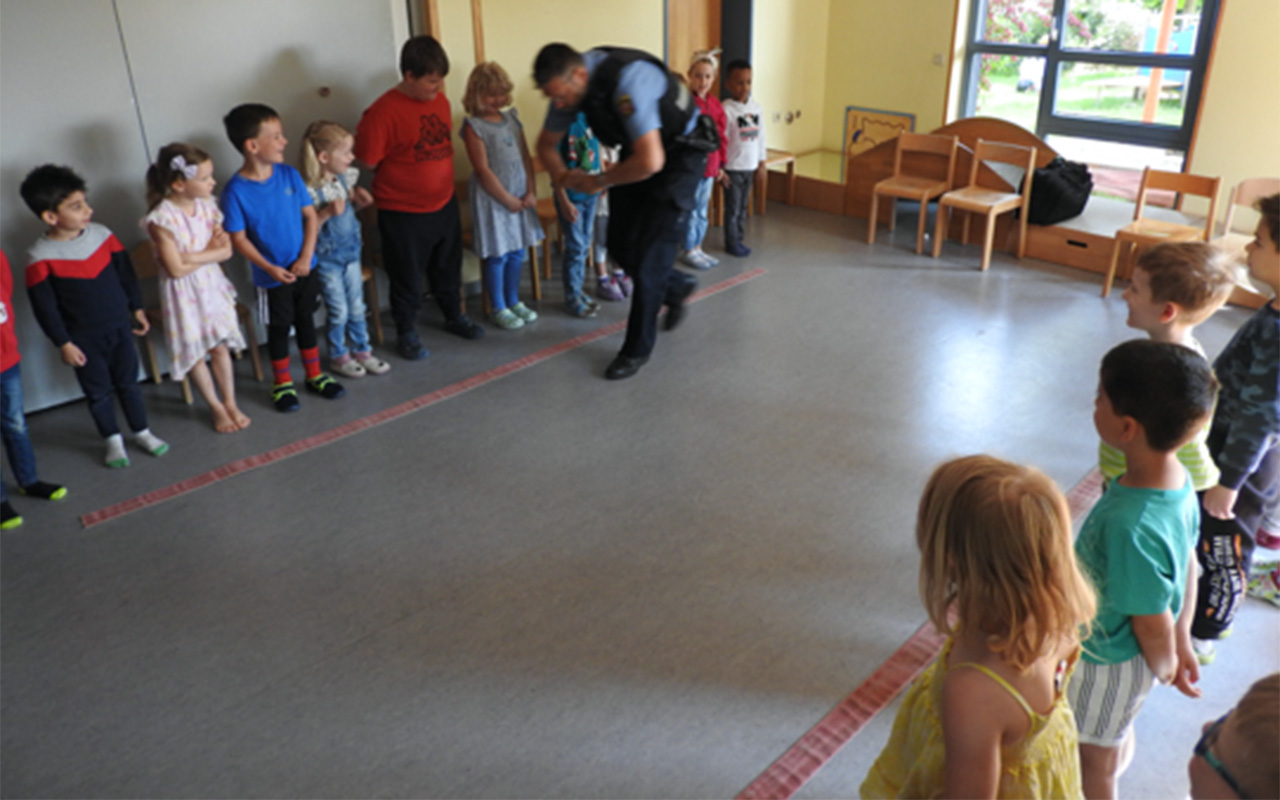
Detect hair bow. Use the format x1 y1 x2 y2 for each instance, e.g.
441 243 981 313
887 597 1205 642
170 155 199 180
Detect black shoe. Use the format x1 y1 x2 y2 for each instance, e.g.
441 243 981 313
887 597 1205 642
605 354 649 380
19 480 67 501
305 374 346 399
663 275 698 331
444 316 485 340
397 333 430 361
272 383 301 413
725 243 751 257
1 501 22 530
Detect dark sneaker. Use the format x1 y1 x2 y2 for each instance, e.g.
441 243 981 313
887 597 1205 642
19 481 67 501
444 316 485 340
305 374 346 399
1 501 22 530
596 275 626 302
397 333 430 361
725 243 752 257
272 383 301 413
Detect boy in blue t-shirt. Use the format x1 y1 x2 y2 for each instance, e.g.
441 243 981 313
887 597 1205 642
221 103 343 412
1069 339 1218 799
554 112 603 318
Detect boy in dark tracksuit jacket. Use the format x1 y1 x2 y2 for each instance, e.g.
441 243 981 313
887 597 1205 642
20 164 168 468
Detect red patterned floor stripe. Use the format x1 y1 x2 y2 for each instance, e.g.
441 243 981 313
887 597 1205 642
735 467 1105 800
80 269 766 529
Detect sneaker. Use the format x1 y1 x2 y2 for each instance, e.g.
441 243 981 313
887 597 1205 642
397 333 430 361
19 481 67 501
680 250 707 269
353 351 391 375
1192 637 1216 666
331 355 366 379
1248 561 1280 608
305 374 346 399
613 270 633 297
272 382 301 413
443 316 486 340
491 308 524 330
701 250 720 266
596 275 626 302
1 501 21 530
725 242 752 257
566 296 599 318
511 302 539 323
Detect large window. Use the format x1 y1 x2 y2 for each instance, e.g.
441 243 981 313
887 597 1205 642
960 0 1220 172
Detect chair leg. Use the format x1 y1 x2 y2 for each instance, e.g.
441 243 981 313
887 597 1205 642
979 212 997 271
365 273 384 345
932 203 948 258
237 304 264 382
181 376 193 405
868 191 879 245
961 210 971 246
141 335 162 384
1102 240 1124 297
1016 211 1029 260
888 198 897 233
531 245 543 302
915 197 928 255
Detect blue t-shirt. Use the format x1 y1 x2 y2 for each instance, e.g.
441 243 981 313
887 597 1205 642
558 112 601 203
221 164 314 288
543 50 696 141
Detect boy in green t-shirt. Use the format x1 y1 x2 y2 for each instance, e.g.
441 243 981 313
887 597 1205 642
1070 339 1219 800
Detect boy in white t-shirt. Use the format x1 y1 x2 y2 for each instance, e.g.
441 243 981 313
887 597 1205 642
721 59 766 258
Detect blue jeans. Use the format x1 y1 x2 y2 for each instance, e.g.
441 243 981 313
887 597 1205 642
316 259 370 359
2 363 38 501
482 249 524 311
685 176 714 251
557 193 598 301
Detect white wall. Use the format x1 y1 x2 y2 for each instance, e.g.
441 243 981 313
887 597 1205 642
0 0 407 412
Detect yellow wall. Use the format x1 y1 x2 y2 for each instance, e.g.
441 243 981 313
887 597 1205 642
752 0 830 153
1186 0 1280 225
821 0 954 153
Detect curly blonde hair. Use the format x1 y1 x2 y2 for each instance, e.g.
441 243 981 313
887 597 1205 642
916 455 1096 671
463 62 514 117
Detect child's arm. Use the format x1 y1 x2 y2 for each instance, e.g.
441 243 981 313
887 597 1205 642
313 197 344 225
940 667 1016 798
463 123 523 213
290 205 318 278
228 231 295 285
516 127 538 211
1132 610 1177 685
147 224 226 278
1171 553 1202 698
554 187 578 223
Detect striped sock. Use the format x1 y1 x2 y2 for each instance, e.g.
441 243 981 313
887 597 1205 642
272 358 292 386
300 347 322 380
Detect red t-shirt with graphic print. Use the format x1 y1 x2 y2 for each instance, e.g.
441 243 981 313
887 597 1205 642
354 88 456 213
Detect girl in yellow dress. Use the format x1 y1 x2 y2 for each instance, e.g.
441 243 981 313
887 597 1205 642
861 455 1097 799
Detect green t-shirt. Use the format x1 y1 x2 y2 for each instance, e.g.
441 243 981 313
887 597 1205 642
1075 478 1199 664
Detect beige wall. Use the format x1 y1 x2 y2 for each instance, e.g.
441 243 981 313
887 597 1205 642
752 0 830 153
821 0 955 153
1185 0 1280 226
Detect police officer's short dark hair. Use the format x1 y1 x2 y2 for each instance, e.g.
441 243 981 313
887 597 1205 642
20 164 86 217
726 58 752 75
223 103 280 154
1099 339 1218 452
534 43 584 86
401 35 449 79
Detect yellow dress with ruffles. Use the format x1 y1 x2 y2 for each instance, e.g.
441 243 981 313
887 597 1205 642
860 639 1084 799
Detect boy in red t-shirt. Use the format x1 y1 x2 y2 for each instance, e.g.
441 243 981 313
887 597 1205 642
354 35 484 360
2 249 67 529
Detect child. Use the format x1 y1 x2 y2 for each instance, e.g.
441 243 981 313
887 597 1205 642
593 145 631 302
861 455 1096 798
1070 339 1217 800
721 59 766 258
298 121 390 379
1188 673 1279 800
1190 192 1280 663
460 61 544 330
19 165 169 468
681 49 727 270
220 103 345 412
2 249 67 528
354 35 484 360
143 143 251 433
1101 242 1236 490
554 111 604 317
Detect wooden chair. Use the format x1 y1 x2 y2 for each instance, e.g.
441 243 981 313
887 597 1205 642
868 132 959 254
130 242 263 404
352 205 389 346
1212 177 1280 264
932 139 1037 271
1101 167 1221 297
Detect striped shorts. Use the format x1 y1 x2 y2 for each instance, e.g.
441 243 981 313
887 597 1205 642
1067 653 1157 746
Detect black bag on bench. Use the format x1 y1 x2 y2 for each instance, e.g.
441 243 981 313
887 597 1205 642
1027 157 1093 225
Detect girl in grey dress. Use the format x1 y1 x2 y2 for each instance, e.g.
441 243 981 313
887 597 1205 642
461 62 545 330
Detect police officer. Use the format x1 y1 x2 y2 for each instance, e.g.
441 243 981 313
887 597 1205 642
534 43 713 380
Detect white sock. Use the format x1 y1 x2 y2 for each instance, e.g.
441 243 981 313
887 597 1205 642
104 434 128 468
133 428 169 456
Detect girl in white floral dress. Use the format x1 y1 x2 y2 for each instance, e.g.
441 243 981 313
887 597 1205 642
144 143 249 433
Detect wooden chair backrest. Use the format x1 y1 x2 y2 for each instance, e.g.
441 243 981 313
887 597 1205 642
892 132 959 186
1221 177 1280 236
966 139 1037 190
1134 166 1221 238
129 241 160 281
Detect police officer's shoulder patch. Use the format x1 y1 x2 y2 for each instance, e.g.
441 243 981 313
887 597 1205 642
616 94 634 118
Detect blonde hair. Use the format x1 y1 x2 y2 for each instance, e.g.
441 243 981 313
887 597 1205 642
689 48 721 74
1136 242 1236 326
917 455 1096 671
1226 673 1280 799
145 142 210 210
463 61 514 117
298 121 353 188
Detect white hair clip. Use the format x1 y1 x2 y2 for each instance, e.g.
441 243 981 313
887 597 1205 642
692 47 722 70
169 155 199 180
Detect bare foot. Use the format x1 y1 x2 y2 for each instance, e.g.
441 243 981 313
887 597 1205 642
227 404 252 431
211 406 239 434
